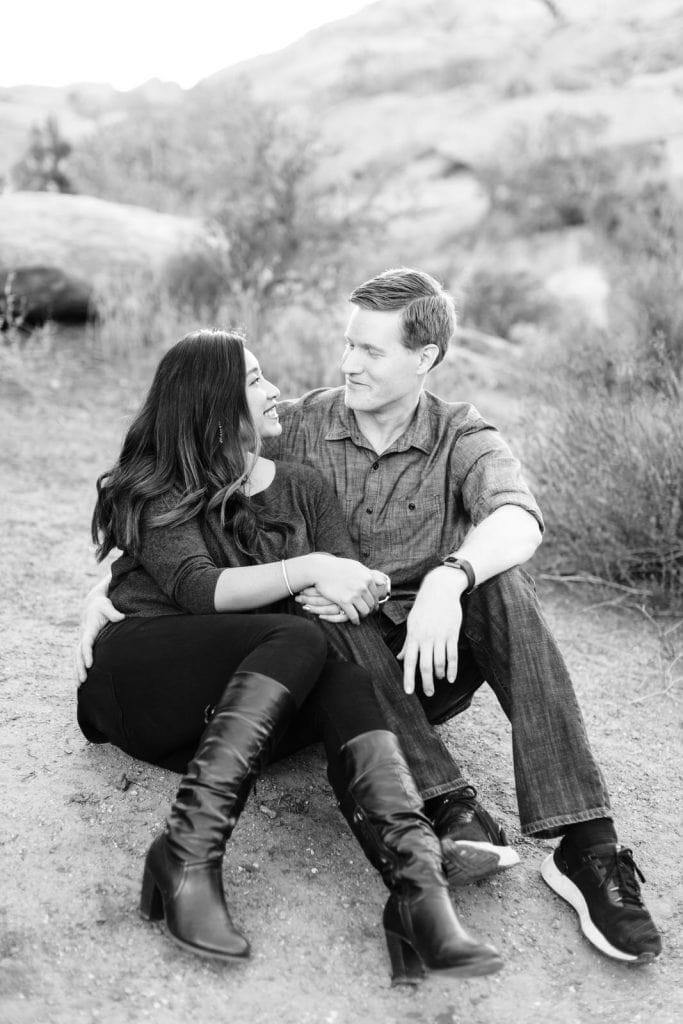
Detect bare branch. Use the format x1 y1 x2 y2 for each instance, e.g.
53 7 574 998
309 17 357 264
536 0 567 24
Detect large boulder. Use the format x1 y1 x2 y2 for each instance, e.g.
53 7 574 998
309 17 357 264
0 191 206 325
0 265 94 327
0 191 205 282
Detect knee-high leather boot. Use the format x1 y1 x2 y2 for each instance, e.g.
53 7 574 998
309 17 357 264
139 672 295 960
331 730 504 984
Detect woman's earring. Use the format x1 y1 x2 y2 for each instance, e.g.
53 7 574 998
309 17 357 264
218 423 224 446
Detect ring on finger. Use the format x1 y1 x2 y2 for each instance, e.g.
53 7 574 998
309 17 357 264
377 572 391 605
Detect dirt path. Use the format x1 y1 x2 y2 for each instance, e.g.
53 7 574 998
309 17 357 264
1 341 681 1024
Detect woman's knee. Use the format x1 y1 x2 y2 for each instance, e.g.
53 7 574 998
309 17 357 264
267 616 328 666
237 615 328 707
285 616 328 653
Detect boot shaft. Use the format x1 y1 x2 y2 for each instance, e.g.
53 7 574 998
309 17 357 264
167 672 295 862
333 730 447 893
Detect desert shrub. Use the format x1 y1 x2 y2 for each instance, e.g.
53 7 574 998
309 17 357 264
460 267 559 337
596 183 683 384
0 319 58 402
71 85 382 341
0 273 61 349
11 116 73 193
85 271 206 362
254 303 348 395
1 272 29 343
488 127 683 605
523 327 682 607
81 266 345 397
479 112 661 235
162 242 231 320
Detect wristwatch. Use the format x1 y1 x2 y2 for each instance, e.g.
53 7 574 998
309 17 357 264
442 556 476 594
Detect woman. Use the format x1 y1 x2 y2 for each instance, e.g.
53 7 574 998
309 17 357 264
78 329 502 982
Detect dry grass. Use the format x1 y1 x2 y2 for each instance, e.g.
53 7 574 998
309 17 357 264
522 327 682 608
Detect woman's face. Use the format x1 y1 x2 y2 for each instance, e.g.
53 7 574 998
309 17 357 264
243 347 282 439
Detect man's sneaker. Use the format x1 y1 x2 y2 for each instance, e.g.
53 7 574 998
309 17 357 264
541 839 662 964
429 786 520 886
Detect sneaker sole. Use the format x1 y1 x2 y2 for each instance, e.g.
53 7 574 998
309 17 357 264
442 839 520 886
540 853 657 964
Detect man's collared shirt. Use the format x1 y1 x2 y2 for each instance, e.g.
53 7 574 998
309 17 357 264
266 387 543 623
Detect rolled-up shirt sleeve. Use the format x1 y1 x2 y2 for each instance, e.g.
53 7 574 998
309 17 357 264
457 427 544 532
138 502 222 614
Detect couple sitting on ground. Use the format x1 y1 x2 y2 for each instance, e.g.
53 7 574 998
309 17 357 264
76 267 661 985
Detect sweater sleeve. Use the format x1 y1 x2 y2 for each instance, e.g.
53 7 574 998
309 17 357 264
137 502 222 614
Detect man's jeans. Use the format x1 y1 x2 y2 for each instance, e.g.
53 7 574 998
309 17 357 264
322 567 611 839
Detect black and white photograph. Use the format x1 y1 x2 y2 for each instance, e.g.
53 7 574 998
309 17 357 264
1 2 681 1023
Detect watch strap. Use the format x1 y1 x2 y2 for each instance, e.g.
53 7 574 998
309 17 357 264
442 556 476 594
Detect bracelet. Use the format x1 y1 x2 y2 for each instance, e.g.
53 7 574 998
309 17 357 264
280 559 294 597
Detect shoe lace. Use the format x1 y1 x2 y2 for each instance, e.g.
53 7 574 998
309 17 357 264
592 847 646 907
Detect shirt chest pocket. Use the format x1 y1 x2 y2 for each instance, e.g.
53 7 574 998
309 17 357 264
380 493 444 560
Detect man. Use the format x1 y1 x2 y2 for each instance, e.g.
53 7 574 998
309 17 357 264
77 268 660 965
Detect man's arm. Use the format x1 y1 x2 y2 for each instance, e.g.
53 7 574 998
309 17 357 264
400 504 542 695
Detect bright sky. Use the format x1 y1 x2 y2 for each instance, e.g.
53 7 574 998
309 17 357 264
2 0 371 90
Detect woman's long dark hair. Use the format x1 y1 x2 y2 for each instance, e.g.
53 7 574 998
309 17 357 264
92 329 289 561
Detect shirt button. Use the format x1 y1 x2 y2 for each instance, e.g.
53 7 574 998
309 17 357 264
408 502 416 511
372 462 379 471
366 507 373 514
362 551 369 558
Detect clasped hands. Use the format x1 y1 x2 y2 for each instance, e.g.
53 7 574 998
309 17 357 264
295 565 390 624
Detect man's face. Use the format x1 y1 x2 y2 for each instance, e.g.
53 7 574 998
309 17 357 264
340 306 430 416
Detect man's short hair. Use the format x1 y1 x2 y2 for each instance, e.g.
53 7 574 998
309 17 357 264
349 267 456 368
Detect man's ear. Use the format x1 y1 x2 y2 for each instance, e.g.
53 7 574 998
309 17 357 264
417 344 440 375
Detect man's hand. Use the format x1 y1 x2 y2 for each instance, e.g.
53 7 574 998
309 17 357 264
74 593 124 687
398 567 467 696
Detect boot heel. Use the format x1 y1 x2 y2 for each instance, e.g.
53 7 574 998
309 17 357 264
139 865 164 921
385 930 425 987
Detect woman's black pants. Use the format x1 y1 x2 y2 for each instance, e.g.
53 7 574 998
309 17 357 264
77 612 386 774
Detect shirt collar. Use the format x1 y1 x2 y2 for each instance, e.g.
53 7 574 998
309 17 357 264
324 391 434 454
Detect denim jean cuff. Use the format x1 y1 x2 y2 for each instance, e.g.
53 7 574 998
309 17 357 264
521 805 613 840
418 778 469 802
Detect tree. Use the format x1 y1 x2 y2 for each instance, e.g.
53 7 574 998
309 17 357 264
12 116 73 193
71 84 383 334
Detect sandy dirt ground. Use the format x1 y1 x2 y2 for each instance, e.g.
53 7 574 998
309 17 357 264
1 340 681 1024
